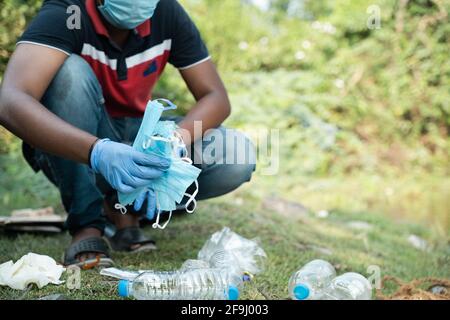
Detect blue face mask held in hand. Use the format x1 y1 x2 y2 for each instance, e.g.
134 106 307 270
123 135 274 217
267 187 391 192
98 0 160 30
116 99 201 229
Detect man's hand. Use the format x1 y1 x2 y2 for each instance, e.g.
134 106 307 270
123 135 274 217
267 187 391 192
90 139 170 194
134 189 157 220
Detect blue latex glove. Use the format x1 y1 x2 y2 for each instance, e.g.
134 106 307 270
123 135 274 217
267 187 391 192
133 189 157 220
90 139 170 194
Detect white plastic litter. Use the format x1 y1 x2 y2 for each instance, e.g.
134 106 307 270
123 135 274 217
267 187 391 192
197 227 267 276
347 221 373 231
316 210 329 219
100 228 267 285
0 253 65 290
407 234 429 251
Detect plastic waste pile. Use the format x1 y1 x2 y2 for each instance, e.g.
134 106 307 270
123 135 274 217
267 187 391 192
102 231 374 301
103 227 267 300
288 259 372 300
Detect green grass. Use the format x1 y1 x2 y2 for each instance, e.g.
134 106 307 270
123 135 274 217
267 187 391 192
0 142 449 300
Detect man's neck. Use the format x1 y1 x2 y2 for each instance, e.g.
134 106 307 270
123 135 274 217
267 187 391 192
104 23 131 49
95 0 130 49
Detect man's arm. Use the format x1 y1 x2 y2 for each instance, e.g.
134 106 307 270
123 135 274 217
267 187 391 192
0 44 170 194
177 60 231 146
0 44 98 164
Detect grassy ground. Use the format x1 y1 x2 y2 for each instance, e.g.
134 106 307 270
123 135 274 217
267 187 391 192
0 143 449 300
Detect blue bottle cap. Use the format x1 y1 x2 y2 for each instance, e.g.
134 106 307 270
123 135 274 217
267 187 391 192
118 280 130 298
293 284 310 300
228 285 240 300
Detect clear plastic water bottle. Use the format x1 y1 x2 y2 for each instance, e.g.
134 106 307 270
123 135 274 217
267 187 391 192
288 259 336 300
322 272 372 300
118 268 241 300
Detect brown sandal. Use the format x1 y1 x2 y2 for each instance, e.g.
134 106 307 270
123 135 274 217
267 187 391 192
63 237 114 268
106 227 157 252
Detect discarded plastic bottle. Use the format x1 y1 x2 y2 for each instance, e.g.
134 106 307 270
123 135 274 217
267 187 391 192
288 259 336 300
197 227 267 277
118 268 241 300
209 250 236 268
322 272 372 300
207 250 252 282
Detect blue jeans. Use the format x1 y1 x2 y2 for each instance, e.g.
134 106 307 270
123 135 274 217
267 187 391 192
24 55 256 235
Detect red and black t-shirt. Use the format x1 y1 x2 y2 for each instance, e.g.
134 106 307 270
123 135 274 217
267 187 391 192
18 0 210 118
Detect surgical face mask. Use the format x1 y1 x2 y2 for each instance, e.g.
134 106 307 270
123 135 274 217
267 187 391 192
98 0 160 30
116 99 201 229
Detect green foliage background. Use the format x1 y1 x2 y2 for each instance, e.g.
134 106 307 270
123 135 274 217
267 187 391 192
0 0 449 234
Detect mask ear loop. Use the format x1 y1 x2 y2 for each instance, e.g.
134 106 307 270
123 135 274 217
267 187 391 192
184 180 199 214
152 210 173 230
114 203 128 215
155 99 178 111
171 130 190 159
172 132 198 214
152 192 173 230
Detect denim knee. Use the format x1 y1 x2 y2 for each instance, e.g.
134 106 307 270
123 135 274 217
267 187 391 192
228 131 256 182
228 161 256 186
41 55 105 133
196 161 256 201
195 130 256 200
228 141 257 185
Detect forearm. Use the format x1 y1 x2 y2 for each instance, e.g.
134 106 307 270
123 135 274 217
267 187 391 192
177 90 231 146
0 89 97 164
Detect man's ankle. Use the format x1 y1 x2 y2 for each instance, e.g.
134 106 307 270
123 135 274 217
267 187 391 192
114 214 140 230
72 227 102 243
103 199 140 230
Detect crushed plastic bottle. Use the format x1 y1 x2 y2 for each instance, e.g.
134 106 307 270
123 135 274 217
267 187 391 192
288 259 336 300
197 227 267 277
118 268 241 300
208 250 242 275
322 272 372 300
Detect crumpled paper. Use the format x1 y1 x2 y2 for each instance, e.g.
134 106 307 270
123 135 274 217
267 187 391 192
0 253 65 290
